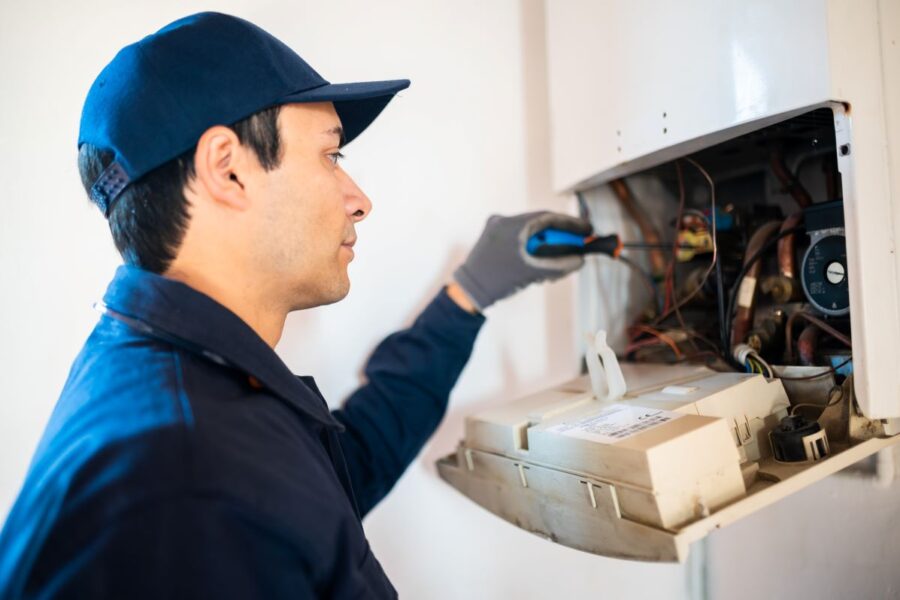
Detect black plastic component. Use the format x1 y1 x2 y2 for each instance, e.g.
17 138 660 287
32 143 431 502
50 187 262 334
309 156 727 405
803 199 845 232
770 415 828 462
583 234 623 257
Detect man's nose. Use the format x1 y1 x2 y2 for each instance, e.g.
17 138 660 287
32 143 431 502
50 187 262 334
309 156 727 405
340 168 372 222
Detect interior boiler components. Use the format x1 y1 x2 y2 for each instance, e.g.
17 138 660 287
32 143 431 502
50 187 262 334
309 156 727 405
801 201 849 316
769 414 830 462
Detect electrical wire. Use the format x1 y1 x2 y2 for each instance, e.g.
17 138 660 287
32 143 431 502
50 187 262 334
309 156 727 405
649 157 719 326
624 339 671 357
630 325 684 359
748 350 774 378
733 344 775 379
790 384 843 415
681 329 721 354
625 330 718 357
669 160 700 353
776 356 853 381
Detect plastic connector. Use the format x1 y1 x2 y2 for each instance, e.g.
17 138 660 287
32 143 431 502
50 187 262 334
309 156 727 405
585 330 627 402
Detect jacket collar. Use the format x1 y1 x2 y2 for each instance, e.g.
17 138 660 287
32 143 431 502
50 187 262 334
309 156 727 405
101 265 343 430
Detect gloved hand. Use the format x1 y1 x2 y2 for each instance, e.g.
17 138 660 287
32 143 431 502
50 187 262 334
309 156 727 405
453 211 593 311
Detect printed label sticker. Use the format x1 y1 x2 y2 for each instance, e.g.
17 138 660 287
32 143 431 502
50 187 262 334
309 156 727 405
547 403 683 444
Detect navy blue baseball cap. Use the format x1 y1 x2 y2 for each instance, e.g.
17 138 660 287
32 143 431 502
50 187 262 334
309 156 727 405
79 11 410 216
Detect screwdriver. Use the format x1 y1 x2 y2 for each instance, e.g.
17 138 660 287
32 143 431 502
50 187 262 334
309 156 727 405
526 228 693 258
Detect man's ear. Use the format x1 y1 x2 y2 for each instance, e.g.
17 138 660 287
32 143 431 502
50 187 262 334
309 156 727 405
193 125 251 211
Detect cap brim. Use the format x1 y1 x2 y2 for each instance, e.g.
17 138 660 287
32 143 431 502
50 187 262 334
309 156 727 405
280 79 410 145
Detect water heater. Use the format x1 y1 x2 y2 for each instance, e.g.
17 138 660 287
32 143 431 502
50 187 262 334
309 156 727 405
437 0 900 562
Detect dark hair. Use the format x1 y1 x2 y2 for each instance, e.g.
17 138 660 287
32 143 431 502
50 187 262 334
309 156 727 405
77 105 284 273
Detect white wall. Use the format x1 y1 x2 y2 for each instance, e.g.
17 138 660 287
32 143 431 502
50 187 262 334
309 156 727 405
0 1 694 598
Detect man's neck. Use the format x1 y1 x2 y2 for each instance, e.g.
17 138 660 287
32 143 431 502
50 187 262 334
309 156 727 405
163 265 287 348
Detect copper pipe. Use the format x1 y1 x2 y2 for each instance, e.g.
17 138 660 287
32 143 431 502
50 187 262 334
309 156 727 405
731 221 782 347
778 212 803 279
609 179 667 277
771 151 813 208
797 324 820 365
785 311 852 361
761 211 805 303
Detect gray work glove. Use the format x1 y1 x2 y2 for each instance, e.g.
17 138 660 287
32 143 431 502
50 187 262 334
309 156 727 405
453 211 593 311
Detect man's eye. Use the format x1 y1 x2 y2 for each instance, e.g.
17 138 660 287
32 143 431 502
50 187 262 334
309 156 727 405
328 151 345 166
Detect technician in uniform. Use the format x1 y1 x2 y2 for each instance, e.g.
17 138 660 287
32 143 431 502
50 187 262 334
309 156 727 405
0 12 591 599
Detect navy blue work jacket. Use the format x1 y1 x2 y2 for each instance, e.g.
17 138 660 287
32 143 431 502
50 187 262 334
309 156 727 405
0 265 484 599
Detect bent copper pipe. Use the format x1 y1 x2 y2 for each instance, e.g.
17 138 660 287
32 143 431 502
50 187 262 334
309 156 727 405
771 151 813 209
760 213 803 303
797 324 820 365
778 212 803 279
761 211 803 304
785 310 852 361
731 221 782 347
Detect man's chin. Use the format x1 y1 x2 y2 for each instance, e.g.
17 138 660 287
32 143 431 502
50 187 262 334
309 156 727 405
321 284 350 306
298 278 350 310
330 273 351 303
286 268 352 310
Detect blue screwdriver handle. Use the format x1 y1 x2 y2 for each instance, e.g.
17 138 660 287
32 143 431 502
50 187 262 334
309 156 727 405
526 229 586 255
527 228 622 258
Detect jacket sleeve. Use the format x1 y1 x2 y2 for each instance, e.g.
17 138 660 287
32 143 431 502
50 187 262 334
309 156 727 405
331 287 485 516
44 496 318 600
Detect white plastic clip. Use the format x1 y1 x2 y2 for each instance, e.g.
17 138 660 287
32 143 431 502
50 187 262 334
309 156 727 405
517 464 529 488
586 481 598 509
585 330 627 403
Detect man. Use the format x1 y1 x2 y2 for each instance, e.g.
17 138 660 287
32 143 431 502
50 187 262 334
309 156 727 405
0 12 591 599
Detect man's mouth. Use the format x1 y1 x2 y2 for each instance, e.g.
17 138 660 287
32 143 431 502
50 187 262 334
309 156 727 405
341 237 356 260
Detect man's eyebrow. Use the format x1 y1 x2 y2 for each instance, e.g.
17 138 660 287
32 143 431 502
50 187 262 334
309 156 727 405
322 126 345 144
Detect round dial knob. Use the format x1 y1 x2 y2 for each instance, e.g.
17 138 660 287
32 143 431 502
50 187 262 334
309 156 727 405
825 261 845 285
